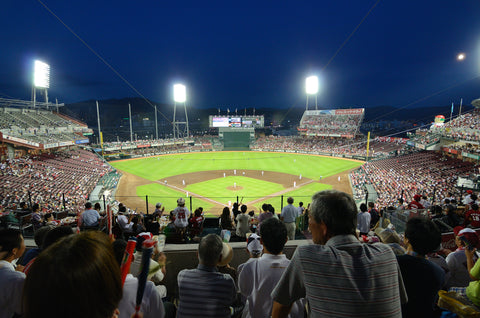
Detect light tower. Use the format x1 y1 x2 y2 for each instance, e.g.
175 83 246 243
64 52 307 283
305 75 319 110
173 84 189 139
32 60 50 108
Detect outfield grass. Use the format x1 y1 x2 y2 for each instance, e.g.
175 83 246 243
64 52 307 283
111 151 363 213
111 151 362 181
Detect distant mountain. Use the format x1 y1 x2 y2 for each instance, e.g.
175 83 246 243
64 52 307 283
62 98 474 141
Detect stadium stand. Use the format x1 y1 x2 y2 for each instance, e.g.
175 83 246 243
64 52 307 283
297 108 364 137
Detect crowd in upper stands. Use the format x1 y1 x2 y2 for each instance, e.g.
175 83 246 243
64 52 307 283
298 112 364 136
433 109 480 141
350 151 477 207
251 135 406 158
0 149 114 213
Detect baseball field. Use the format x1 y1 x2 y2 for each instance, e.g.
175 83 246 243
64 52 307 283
110 151 363 216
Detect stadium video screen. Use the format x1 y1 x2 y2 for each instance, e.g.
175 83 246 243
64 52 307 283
209 115 264 128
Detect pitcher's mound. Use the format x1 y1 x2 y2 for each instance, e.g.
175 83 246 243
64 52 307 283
226 186 244 191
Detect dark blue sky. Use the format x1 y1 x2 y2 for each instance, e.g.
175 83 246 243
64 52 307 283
1 1 480 110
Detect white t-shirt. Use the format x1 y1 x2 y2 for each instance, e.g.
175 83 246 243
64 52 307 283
118 274 165 318
0 260 25 318
173 206 190 228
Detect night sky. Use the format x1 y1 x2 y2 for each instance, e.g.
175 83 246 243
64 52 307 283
1 1 480 111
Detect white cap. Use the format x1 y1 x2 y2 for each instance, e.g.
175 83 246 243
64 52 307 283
177 198 185 205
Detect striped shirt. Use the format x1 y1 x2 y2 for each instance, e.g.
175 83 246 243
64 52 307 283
177 264 236 318
272 235 407 318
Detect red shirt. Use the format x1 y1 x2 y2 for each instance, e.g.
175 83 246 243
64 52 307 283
465 210 480 228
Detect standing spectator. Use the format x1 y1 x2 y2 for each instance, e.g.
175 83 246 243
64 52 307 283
272 190 406 318
153 202 165 220
177 234 237 318
397 217 445 317
173 198 190 237
81 202 101 227
257 204 273 234
357 203 371 236
0 229 26 318
298 202 305 215
117 206 134 235
281 197 298 240
368 201 379 229
239 218 304 318
236 205 250 239
189 208 204 239
220 206 235 231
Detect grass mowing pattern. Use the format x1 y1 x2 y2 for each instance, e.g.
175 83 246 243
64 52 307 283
111 151 363 212
111 151 362 181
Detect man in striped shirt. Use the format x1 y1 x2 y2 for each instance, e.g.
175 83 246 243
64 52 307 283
177 234 237 318
272 190 407 318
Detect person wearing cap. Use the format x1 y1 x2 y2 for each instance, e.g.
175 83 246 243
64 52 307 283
239 218 304 318
408 194 425 210
177 234 237 318
238 233 263 276
152 203 165 220
445 227 479 289
397 217 445 317
172 198 191 237
272 190 406 318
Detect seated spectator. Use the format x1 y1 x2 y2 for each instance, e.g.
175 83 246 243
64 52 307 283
117 206 134 235
81 202 101 228
113 239 166 318
239 217 304 318
18 224 54 266
445 227 479 289
0 229 26 318
144 214 160 235
219 206 235 231
23 225 75 274
43 213 57 226
442 204 463 229
131 215 146 236
465 203 480 228
397 217 445 317
408 194 425 210
31 203 43 230
272 190 407 317
177 234 238 318
94 202 105 216
23 231 123 318
248 211 258 233
236 205 250 239
217 242 237 282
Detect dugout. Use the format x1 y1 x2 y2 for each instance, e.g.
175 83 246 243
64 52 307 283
219 127 254 150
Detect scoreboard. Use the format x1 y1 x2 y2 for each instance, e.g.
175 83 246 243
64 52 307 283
209 115 264 128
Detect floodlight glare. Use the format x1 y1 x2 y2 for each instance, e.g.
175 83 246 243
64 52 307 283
457 53 465 61
34 60 50 88
305 76 318 95
174 84 186 103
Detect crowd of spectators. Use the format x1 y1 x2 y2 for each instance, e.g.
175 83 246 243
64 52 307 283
350 151 478 207
251 135 406 158
433 109 480 141
298 112 363 136
0 148 113 213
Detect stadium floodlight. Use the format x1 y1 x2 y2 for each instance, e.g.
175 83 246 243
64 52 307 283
174 84 186 103
305 76 318 95
457 53 465 61
34 60 50 88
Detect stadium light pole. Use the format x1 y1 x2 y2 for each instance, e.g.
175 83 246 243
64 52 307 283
305 75 319 110
33 60 50 108
173 84 189 139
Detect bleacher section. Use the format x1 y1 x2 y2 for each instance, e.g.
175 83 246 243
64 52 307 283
433 109 480 142
298 108 364 137
0 107 92 150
